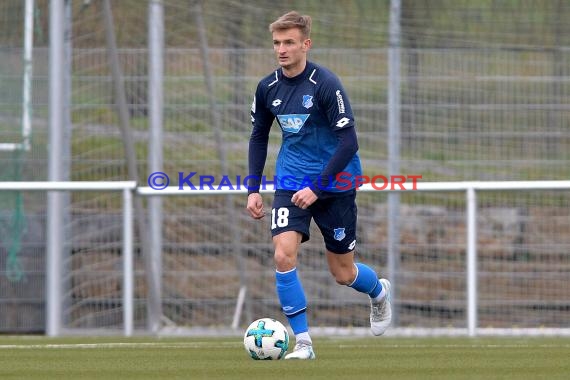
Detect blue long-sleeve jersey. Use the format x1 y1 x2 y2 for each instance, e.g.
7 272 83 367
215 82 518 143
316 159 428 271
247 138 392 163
248 61 362 194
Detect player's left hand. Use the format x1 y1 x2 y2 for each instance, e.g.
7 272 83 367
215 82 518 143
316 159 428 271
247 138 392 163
291 187 317 209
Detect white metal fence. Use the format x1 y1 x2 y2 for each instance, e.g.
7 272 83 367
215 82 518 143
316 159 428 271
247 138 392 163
0 181 136 336
1 181 569 337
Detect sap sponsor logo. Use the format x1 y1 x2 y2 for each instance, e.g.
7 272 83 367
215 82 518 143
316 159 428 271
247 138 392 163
277 114 310 133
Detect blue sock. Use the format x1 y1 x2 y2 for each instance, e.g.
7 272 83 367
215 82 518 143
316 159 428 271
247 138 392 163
348 263 382 298
276 268 308 335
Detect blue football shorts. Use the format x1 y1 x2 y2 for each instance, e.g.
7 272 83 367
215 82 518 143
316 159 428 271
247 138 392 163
270 189 357 254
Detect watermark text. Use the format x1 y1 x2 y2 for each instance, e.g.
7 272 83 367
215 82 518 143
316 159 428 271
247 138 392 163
147 171 422 191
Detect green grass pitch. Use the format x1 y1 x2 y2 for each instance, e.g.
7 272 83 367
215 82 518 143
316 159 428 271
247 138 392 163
0 336 568 379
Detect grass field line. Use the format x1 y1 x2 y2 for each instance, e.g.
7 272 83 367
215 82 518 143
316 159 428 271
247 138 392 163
0 342 240 350
0 341 569 350
337 343 570 349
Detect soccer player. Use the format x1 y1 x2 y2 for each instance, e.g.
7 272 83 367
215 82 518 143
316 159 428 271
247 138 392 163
246 11 392 360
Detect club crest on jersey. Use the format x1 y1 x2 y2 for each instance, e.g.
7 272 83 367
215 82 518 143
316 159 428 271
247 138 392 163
302 95 313 109
333 228 346 241
277 114 310 133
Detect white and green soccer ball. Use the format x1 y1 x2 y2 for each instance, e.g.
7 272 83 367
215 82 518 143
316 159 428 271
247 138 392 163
243 317 289 360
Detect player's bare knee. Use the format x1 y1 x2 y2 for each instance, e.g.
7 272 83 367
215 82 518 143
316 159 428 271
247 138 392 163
274 250 296 271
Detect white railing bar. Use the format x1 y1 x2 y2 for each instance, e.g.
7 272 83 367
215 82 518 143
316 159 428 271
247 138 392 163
0 143 26 152
0 181 138 191
363 180 570 192
1 181 567 194
470 181 570 190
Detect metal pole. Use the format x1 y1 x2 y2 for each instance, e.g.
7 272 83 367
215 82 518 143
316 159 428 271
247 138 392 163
59 0 73 332
148 0 164 331
387 0 402 325
123 188 134 337
46 0 65 337
466 187 478 337
21 0 34 151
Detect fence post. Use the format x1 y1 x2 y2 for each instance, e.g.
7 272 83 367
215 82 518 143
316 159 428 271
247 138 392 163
466 186 478 337
46 0 65 338
123 187 134 337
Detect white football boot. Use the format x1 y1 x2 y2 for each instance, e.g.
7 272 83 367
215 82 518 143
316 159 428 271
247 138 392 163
284 342 316 360
370 278 392 336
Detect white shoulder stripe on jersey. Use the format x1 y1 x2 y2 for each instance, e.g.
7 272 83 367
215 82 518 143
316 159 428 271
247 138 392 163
309 69 317 84
268 71 279 86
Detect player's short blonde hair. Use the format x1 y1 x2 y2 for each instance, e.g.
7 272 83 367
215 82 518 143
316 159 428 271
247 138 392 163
269 11 312 39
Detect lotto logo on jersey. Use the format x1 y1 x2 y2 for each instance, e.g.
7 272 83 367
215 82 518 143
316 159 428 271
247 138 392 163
336 117 350 128
277 114 310 133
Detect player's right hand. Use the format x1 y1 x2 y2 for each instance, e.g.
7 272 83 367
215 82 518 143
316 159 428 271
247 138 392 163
246 193 265 219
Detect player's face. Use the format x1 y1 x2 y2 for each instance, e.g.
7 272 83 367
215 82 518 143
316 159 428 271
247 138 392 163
272 28 311 77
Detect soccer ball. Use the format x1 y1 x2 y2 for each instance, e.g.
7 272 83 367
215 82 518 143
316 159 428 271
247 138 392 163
243 317 289 360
